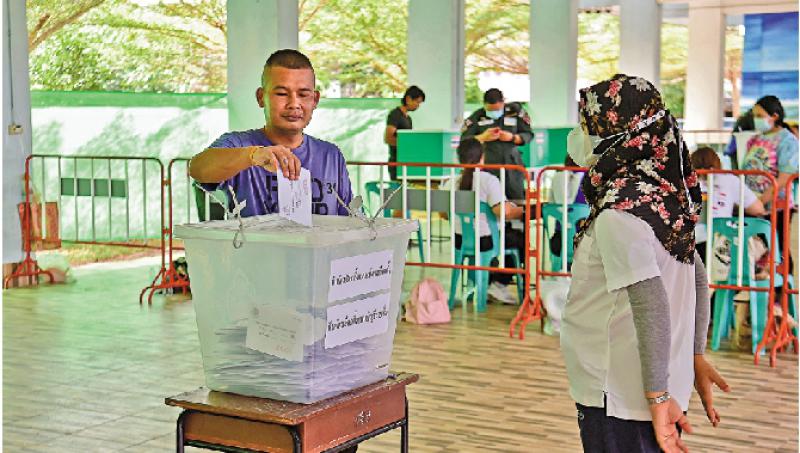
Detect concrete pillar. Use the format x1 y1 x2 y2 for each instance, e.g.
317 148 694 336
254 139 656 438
684 6 725 130
619 0 662 86
529 0 578 127
407 0 465 130
227 0 299 131
3 0 31 264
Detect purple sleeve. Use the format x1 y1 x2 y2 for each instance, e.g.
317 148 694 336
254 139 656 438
337 156 354 216
198 133 242 191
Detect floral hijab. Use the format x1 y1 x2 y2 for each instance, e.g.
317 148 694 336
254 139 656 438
574 74 703 264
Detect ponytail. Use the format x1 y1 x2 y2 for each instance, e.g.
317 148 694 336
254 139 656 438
456 138 484 190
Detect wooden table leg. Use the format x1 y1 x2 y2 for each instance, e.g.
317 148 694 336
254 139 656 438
401 398 409 453
176 410 188 453
287 425 302 452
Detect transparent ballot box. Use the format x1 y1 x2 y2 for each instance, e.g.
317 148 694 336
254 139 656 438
175 214 418 404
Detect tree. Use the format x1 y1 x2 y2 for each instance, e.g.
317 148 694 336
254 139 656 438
28 0 227 93
27 0 108 51
577 12 619 85
299 0 408 97
660 23 688 117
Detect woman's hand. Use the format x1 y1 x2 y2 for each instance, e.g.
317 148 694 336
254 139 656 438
649 397 692 453
694 355 730 427
251 145 301 180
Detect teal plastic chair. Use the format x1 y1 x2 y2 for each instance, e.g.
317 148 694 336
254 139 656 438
447 202 524 312
541 203 590 272
364 181 425 262
710 217 796 353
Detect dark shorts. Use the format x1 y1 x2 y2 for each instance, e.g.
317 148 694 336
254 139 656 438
576 403 674 453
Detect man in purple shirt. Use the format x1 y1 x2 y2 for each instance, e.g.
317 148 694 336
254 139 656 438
189 49 352 217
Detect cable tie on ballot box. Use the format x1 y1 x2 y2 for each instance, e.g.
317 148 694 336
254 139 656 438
333 184 403 241
193 183 249 249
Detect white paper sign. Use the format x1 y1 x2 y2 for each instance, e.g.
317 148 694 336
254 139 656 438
325 292 391 349
328 249 393 302
245 307 306 362
277 167 312 227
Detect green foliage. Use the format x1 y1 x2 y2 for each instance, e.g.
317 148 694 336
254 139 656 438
661 80 685 118
299 0 408 97
577 12 619 85
464 0 529 74
27 0 733 121
28 0 226 93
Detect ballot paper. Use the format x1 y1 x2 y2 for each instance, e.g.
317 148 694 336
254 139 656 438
210 320 391 402
277 167 312 226
245 307 307 362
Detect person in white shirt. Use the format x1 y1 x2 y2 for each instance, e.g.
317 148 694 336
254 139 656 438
690 146 766 263
443 137 524 304
561 74 730 453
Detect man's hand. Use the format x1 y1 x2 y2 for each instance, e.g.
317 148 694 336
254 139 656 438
650 397 692 453
251 145 301 180
694 355 730 427
477 127 500 143
498 130 515 142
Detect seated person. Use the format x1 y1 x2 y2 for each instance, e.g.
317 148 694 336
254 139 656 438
548 155 587 261
690 146 765 265
442 137 525 304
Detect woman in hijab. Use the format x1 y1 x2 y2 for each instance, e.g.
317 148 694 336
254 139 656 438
560 74 730 453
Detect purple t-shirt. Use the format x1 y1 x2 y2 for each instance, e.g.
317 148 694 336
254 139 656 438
203 129 353 217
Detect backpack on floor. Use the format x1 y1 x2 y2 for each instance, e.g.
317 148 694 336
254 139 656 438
404 278 451 325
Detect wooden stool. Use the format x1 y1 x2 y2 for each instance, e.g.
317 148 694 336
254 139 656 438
165 372 418 453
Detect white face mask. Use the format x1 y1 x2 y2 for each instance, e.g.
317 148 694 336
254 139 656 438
754 116 773 133
567 126 602 167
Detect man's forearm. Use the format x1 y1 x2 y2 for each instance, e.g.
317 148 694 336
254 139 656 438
189 147 254 183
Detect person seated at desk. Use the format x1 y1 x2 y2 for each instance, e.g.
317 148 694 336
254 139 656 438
442 137 525 304
547 155 587 261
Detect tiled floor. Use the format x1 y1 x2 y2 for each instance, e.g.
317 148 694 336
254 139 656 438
4 252 798 452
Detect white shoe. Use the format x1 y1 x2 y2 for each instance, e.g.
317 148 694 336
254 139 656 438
488 282 516 305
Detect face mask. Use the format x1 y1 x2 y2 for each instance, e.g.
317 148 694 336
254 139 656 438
486 109 503 120
754 117 773 133
567 126 602 167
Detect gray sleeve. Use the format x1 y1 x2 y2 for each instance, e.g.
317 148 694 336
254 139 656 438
626 276 670 392
694 251 710 354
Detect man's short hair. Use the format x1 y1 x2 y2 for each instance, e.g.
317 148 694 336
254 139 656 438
402 85 426 105
262 49 315 85
483 88 503 104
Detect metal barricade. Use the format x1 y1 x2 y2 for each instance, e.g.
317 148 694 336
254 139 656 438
521 166 787 364
347 162 535 312
161 160 539 320
515 166 587 340
139 158 198 303
697 169 781 366
763 173 800 364
141 157 227 303
4 154 167 291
